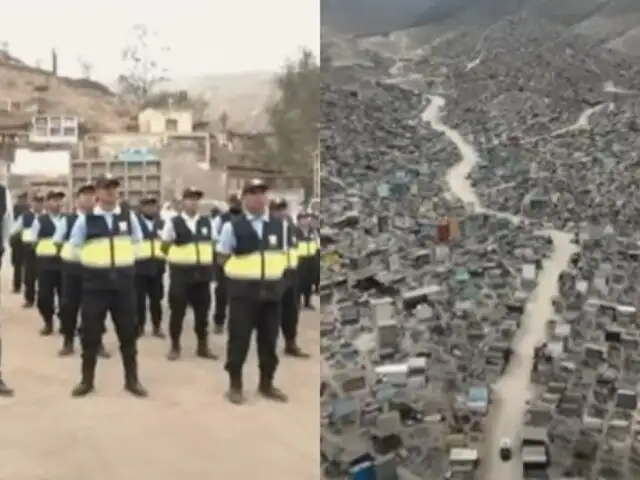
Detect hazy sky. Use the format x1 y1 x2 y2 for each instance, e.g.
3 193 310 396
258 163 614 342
0 0 320 82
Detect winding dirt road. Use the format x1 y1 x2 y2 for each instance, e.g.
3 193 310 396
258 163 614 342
421 95 577 480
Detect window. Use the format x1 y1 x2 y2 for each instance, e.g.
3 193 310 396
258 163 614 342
165 117 178 132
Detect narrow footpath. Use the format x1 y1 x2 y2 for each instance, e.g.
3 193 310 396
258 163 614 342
421 95 578 479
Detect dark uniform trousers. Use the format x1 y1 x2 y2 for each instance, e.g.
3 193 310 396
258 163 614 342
59 214 83 344
224 216 286 386
21 211 38 305
167 216 213 347
35 215 62 329
213 211 236 328
296 231 319 307
10 234 23 293
281 224 300 346
9 203 26 293
79 213 139 383
135 216 165 334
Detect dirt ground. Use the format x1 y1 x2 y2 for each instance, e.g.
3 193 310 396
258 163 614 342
0 267 319 480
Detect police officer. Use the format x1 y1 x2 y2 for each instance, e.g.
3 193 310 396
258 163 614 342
55 183 111 357
296 211 320 310
160 187 217 361
210 193 242 334
135 195 166 338
217 179 288 405
269 197 309 358
31 189 66 335
67 174 147 397
13 193 44 307
10 192 28 293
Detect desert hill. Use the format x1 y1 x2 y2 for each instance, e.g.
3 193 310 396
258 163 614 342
322 0 640 56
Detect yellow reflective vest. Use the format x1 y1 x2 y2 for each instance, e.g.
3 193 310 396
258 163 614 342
80 210 136 289
21 211 36 244
35 214 62 270
223 216 287 300
166 215 213 282
135 215 165 276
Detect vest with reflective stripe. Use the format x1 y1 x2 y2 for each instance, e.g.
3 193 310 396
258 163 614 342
59 214 82 274
224 216 286 300
135 215 165 276
21 211 36 244
296 229 319 258
35 214 60 269
167 216 213 283
80 211 135 290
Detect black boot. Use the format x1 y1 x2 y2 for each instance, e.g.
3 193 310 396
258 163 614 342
58 339 75 357
284 342 311 358
71 357 96 397
0 378 14 397
258 375 288 403
167 339 181 361
122 352 148 398
226 376 245 405
40 322 54 336
196 337 218 360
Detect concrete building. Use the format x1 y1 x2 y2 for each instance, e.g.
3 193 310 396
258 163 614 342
137 108 193 134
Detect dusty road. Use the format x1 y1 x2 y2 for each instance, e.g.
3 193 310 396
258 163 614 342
421 95 576 479
0 266 318 480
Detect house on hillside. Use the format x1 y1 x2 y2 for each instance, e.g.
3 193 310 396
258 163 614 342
138 108 193 134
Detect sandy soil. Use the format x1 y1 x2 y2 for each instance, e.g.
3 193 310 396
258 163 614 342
0 266 318 480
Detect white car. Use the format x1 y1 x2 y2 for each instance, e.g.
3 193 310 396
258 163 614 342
499 438 513 461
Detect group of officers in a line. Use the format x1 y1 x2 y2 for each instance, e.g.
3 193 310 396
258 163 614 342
7 175 320 405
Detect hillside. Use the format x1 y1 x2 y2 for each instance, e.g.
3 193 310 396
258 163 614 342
0 54 133 132
322 0 640 56
163 71 276 132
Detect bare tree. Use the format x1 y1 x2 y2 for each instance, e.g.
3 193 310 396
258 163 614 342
77 56 94 79
118 23 170 105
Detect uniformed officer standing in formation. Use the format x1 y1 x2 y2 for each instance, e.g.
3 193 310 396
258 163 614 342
269 197 309 358
216 179 288 405
135 196 166 338
210 193 242 334
10 192 28 294
67 175 147 397
160 187 217 361
14 193 44 308
296 211 320 310
31 190 66 335
55 183 110 358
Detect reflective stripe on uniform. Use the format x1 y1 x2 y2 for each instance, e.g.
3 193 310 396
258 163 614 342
35 238 57 257
167 242 213 264
286 246 299 268
136 239 165 260
60 243 75 262
296 240 318 258
80 236 135 268
224 251 287 280
22 229 35 243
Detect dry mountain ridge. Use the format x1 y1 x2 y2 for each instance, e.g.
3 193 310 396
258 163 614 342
323 0 640 56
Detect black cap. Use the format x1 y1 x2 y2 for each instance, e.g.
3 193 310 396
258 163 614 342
269 197 288 210
182 187 203 199
76 183 95 195
241 178 268 195
139 195 158 206
46 189 66 200
228 192 241 204
94 174 120 189
297 210 311 219
17 191 28 199
32 192 45 202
